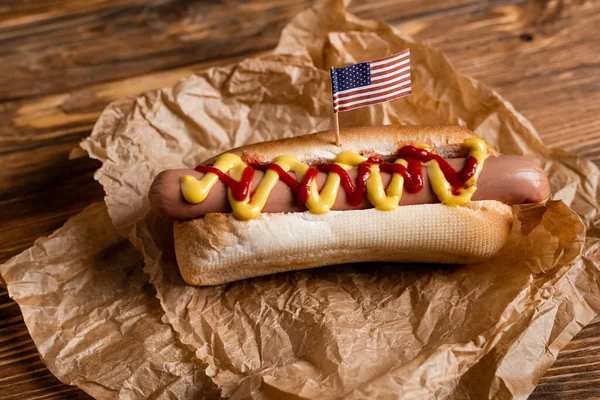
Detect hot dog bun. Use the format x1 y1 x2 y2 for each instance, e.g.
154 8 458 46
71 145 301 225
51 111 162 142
173 125 513 286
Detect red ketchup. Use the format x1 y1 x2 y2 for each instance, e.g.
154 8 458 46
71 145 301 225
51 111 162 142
195 146 478 205
194 165 254 201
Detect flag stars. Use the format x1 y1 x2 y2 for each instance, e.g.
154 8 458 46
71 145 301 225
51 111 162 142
331 61 374 92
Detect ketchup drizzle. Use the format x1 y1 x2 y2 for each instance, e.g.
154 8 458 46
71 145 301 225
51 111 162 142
254 164 299 192
194 164 254 201
194 146 478 205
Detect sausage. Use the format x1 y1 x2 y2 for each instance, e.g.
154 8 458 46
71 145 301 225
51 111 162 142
149 155 550 221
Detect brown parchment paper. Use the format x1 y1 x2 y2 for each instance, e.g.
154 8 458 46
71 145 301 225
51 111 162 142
78 0 600 398
1 0 599 398
0 203 219 399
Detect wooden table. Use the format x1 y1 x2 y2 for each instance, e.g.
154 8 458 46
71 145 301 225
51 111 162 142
1 1 598 398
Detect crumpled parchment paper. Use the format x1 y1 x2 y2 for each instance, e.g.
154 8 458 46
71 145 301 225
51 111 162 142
0 203 219 399
1 0 599 398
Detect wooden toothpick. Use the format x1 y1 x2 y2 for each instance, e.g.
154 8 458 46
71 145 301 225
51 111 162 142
333 112 341 147
330 66 342 147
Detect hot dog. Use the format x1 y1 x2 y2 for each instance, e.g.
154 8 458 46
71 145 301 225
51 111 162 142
149 155 548 220
149 125 550 286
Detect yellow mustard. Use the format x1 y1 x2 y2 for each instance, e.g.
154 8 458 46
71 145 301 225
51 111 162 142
426 137 487 206
181 138 488 220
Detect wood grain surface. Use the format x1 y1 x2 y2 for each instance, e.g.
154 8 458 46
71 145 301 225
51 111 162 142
0 0 598 398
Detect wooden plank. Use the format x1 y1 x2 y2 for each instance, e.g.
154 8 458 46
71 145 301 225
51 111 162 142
0 0 310 100
0 0 495 101
530 317 600 399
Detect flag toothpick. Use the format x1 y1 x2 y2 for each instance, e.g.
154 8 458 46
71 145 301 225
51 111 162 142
330 66 342 147
333 108 341 147
329 49 411 147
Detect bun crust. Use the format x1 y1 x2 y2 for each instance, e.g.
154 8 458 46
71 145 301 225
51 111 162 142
175 125 509 286
204 125 496 165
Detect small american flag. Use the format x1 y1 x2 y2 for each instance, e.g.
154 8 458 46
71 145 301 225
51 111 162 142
330 49 411 113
